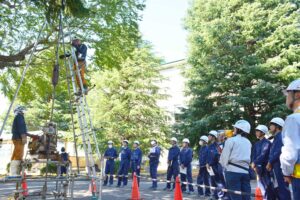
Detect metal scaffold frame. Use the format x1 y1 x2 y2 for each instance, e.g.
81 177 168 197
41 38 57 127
0 0 104 199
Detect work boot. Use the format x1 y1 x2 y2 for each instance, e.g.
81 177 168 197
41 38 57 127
9 160 21 177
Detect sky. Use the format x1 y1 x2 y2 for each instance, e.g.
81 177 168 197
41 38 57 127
139 0 189 63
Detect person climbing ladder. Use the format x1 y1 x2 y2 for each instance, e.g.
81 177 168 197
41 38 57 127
71 38 88 95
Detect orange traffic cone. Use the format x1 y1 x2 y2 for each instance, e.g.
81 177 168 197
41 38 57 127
174 176 183 200
21 172 28 196
89 178 97 193
255 186 263 200
131 173 140 200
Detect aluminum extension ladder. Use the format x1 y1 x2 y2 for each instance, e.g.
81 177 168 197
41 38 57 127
64 47 103 200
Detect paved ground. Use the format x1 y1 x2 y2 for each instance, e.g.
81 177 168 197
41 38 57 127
0 178 259 200
0 180 191 200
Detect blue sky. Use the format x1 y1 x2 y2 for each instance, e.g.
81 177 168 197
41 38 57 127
139 0 189 63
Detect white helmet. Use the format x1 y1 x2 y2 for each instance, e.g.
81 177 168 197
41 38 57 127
208 130 218 138
182 138 190 144
286 79 300 92
134 141 140 145
171 137 177 142
200 135 208 143
107 140 113 144
270 117 285 127
233 120 251 134
14 105 26 114
123 140 129 144
255 125 269 134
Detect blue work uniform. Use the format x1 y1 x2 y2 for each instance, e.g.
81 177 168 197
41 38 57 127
60 152 69 175
197 145 210 196
165 145 180 190
74 44 87 61
268 132 291 200
252 137 275 199
12 113 27 140
117 146 131 186
148 145 161 188
207 142 225 199
103 147 118 186
131 147 142 185
280 111 300 200
179 147 194 192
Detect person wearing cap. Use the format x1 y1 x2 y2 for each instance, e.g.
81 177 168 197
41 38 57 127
60 147 71 176
207 130 225 199
103 141 118 186
10 106 36 176
252 125 275 199
280 79 300 200
131 141 142 185
197 135 210 198
71 38 88 95
266 118 291 200
117 140 131 187
220 120 252 200
179 138 194 194
164 137 180 191
148 140 161 190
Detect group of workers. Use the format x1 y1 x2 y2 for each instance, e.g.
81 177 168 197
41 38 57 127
103 139 161 190
102 79 300 200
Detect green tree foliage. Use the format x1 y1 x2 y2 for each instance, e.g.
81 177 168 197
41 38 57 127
181 0 300 145
88 47 170 152
0 0 145 100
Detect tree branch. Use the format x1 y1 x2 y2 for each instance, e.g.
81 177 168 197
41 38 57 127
0 0 16 8
0 37 50 63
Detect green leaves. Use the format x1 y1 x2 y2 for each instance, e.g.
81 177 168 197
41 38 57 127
181 0 300 145
88 46 169 152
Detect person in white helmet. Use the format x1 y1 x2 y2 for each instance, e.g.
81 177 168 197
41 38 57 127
148 140 161 190
207 130 224 199
131 141 142 185
164 137 180 191
117 140 131 187
280 79 300 200
179 138 194 194
220 120 252 200
10 106 37 176
266 118 291 200
252 124 275 199
197 135 211 197
103 141 118 186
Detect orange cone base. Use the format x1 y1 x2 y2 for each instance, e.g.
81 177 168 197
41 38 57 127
130 173 142 200
255 187 263 200
174 176 183 200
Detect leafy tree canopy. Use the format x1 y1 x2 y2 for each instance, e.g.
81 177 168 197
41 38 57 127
0 0 145 101
88 46 170 152
180 0 300 145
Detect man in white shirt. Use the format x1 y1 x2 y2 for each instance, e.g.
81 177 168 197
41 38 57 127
220 120 252 200
280 79 300 200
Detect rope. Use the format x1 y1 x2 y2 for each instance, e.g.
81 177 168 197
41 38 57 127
44 6 64 197
103 173 261 198
60 8 80 174
0 20 47 137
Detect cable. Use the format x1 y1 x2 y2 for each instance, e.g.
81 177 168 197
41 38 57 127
60 9 80 174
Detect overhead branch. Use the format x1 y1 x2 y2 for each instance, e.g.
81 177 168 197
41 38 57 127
0 37 50 63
